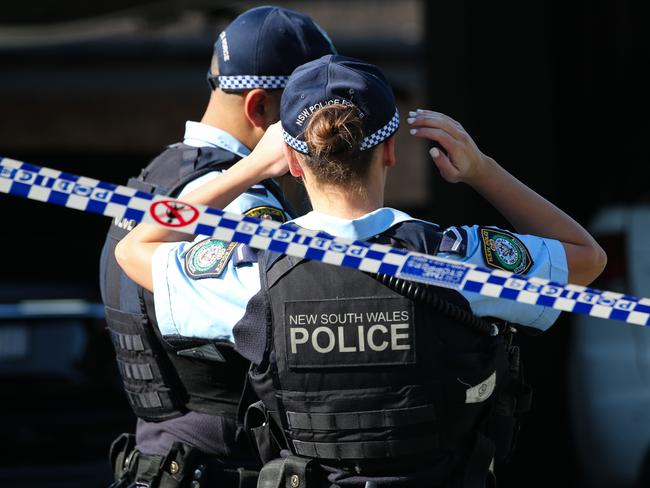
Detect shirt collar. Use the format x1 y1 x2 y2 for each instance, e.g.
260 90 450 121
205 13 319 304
183 121 251 158
291 207 417 241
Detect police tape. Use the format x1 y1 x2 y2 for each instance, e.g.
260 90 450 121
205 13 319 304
1 156 648 326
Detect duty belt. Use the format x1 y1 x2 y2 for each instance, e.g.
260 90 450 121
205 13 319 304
108 433 258 488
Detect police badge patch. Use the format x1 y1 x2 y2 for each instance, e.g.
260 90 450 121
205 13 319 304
184 238 238 280
478 227 533 274
244 205 286 222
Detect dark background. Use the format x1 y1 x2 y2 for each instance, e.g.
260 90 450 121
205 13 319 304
0 1 648 486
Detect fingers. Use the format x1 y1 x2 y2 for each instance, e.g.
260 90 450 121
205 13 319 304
407 109 466 141
408 126 456 156
407 124 460 181
428 143 462 183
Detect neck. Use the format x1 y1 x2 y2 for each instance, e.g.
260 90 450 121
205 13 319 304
305 165 386 220
200 93 255 150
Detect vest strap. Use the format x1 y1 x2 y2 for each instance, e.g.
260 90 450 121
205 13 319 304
292 436 439 459
286 404 436 431
179 147 200 179
266 255 305 288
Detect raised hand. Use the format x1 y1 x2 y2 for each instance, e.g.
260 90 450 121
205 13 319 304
407 109 491 185
249 121 290 180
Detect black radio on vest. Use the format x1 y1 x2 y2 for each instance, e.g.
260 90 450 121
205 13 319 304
244 220 531 488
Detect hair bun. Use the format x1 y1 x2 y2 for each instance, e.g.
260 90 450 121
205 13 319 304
305 104 364 159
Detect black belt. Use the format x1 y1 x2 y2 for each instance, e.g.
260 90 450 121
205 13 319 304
109 433 258 488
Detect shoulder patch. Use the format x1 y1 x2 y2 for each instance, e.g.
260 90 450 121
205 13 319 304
478 227 533 274
244 205 287 222
439 226 468 256
184 238 238 280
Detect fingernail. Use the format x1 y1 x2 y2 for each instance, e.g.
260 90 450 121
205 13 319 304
409 129 417 135
408 111 418 117
417 108 424 113
407 117 415 124
429 147 440 158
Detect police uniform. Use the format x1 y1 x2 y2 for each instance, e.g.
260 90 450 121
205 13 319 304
100 122 287 487
232 55 567 487
230 208 566 487
99 8 336 487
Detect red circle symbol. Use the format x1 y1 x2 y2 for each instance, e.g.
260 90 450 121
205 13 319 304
150 200 199 227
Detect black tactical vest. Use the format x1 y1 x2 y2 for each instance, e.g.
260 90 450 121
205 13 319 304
249 220 511 482
100 143 289 422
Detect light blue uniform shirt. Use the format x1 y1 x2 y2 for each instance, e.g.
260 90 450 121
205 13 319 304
292 208 568 331
154 201 568 340
151 122 283 341
437 224 568 331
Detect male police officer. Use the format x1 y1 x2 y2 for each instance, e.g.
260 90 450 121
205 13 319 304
99 7 335 487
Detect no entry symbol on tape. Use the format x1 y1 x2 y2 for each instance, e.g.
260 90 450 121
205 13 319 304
150 200 199 227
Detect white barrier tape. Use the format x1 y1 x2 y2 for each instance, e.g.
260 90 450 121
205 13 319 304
1 156 647 326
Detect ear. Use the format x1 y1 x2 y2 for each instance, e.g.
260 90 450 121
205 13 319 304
243 89 269 129
382 136 397 168
283 144 304 178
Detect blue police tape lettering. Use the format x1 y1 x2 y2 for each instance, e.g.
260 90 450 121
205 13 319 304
17 170 36 183
255 226 274 239
506 279 567 298
54 180 73 192
614 300 635 311
329 242 349 253
0 166 16 179
273 229 294 242
234 221 371 258
561 289 579 300
348 245 367 257
312 237 330 250
293 234 311 246
72 184 92 197
236 221 263 235
504 277 526 290
577 293 599 304
91 189 112 201
595 296 616 307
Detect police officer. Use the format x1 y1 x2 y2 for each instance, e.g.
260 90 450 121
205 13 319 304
100 7 335 487
115 55 606 486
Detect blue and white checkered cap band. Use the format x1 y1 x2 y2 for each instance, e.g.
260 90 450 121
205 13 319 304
2 155 649 328
282 109 400 155
218 75 290 90
360 109 400 151
282 129 309 154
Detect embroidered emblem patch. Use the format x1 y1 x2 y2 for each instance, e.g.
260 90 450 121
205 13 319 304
184 238 238 280
244 205 286 222
464 371 496 404
479 227 533 274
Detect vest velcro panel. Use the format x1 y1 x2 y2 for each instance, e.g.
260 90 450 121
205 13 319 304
104 305 182 419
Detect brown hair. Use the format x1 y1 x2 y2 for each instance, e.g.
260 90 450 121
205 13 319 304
298 104 376 191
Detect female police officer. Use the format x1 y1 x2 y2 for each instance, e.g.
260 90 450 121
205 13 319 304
116 55 606 487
